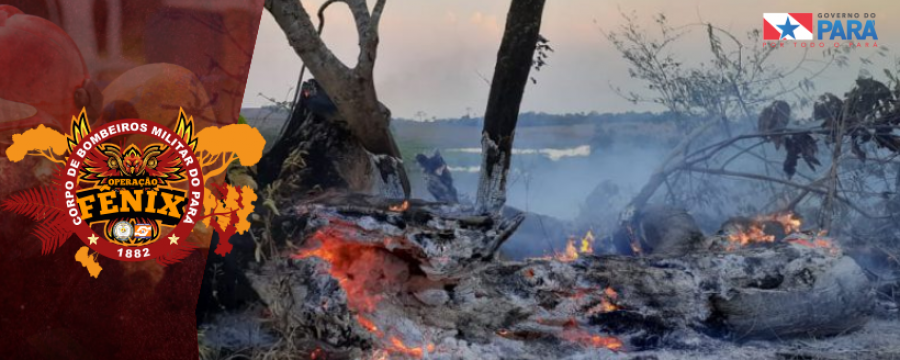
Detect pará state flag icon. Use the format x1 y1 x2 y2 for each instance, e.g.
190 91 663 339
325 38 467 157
763 13 813 40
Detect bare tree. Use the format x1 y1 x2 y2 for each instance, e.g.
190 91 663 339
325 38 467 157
476 0 547 214
607 14 842 209
597 12 900 258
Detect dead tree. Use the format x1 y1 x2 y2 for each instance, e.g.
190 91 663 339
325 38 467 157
264 0 410 198
475 0 547 214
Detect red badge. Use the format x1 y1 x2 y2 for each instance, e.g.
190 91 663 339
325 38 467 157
59 115 204 263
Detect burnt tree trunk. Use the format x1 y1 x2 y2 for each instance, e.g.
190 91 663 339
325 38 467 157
258 99 408 203
265 0 410 198
475 0 547 214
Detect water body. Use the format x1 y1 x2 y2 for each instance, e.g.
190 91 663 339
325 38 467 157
419 143 668 220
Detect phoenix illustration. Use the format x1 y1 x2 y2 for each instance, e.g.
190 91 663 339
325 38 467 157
81 143 184 184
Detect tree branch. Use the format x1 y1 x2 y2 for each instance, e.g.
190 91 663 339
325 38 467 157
358 0 387 72
682 166 882 220
265 0 351 88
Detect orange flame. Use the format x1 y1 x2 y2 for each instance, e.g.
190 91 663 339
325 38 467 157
587 286 619 315
292 230 388 313
555 230 595 262
726 222 773 248
385 337 435 359
785 231 840 256
772 212 802 233
357 315 383 338
561 327 623 352
295 227 444 359
726 211 803 248
389 201 409 212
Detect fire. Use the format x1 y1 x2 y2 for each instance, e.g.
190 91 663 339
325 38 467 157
624 225 643 255
772 212 802 233
726 222 772 247
561 327 623 352
587 286 619 315
785 231 841 256
295 227 441 359
600 286 619 312
556 230 596 262
580 230 595 253
292 229 398 313
389 200 409 212
560 239 579 261
725 211 803 248
604 286 618 300
385 337 435 359
357 315 383 337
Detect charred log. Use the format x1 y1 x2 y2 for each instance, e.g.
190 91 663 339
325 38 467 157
613 204 706 256
248 237 872 358
286 192 525 280
247 256 375 351
240 195 873 358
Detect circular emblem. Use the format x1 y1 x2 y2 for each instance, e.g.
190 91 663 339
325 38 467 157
113 221 134 241
58 117 205 262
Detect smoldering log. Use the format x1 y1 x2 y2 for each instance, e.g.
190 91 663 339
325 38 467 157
612 204 707 256
283 192 525 280
246 196 874 357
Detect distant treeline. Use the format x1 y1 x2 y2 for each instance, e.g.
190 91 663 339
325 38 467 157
393 111 671 127
241 107 674 129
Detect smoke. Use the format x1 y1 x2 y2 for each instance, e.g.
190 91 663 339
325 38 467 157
401 122 673 259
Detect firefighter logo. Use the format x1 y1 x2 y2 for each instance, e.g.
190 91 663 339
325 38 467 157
3 104 266 274
113 221 134 242
54 109 205 262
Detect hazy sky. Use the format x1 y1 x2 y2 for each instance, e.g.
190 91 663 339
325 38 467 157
243 0 898 118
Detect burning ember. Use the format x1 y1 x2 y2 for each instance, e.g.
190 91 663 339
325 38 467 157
785 231 841 256
561 325 624 352
721 212 842 255
292 231 389 313
587 287 619 315
385 337 436 359
293 222 625 359
389 200 410 212
556 230 596 262
724 211 803 248
293 227 443 359
357 315 383 337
